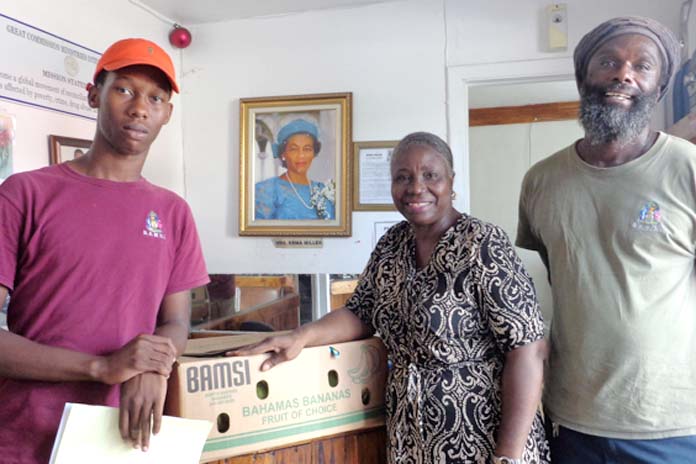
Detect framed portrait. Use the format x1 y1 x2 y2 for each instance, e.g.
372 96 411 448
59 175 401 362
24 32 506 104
48 135 91 164
353 140 398 211
239 92 352 236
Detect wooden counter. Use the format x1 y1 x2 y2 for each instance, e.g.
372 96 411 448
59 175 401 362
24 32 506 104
206 426 386 464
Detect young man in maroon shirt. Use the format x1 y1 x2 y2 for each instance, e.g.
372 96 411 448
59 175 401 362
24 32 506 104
0 38 209 463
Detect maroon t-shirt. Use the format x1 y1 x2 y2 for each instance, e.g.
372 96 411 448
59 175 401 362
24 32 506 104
0 164 209 463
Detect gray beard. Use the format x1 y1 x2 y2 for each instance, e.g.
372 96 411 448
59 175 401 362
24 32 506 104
579 86 659 146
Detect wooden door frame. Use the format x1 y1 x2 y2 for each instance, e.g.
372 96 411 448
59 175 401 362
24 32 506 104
469 101 580 127
446 58 575 213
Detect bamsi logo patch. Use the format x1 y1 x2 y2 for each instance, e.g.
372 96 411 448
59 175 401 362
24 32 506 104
186 359 251 393
631 201 664 232
143 211 166 239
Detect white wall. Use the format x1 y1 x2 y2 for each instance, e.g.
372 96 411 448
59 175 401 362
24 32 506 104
446 0 681 66
183 0 684 274
181 0 446 274
4 0 686 276
446 0 682 213
1 1 185 194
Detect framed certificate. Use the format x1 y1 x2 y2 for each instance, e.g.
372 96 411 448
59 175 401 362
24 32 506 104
353 140 398 211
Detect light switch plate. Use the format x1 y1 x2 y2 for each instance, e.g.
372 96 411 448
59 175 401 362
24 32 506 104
547 3 568 51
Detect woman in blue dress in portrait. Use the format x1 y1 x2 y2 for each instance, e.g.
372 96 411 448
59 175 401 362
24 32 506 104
255 119 336 220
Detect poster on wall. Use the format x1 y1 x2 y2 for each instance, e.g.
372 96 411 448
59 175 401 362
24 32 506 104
353 140 398 211
0 13 99 120
0 112 15 183
239 93 352 237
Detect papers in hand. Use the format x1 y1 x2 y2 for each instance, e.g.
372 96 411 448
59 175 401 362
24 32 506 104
49 403 212 464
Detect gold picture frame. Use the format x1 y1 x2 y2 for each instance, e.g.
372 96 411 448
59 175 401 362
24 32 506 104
353 140 398 211
48 135 91 164
239 92 352 236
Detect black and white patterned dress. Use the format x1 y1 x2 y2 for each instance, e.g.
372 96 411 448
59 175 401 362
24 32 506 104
346 214 550 464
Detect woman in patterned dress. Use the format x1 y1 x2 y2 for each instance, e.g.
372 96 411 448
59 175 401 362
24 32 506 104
232 132 550 464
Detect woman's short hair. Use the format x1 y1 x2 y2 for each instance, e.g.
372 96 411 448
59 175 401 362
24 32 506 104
391 132 454 176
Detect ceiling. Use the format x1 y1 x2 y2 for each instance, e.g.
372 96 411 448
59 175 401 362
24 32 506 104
136 0 400 25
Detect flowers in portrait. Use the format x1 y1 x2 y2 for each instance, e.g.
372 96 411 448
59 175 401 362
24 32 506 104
0 116 15 175
310 179 336 220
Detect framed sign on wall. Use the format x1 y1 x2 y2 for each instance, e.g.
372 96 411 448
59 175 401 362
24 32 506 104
353 140 398 211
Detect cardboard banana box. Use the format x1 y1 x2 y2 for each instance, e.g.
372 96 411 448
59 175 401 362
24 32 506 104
165 333 387 462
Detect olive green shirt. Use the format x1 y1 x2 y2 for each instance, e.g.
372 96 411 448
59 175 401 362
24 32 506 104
517 132 696 438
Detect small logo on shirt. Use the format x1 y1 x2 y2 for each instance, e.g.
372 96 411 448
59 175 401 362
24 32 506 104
631 201 664 232
143 211 166 239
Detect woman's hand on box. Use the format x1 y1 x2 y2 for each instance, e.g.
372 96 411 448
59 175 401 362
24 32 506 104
119 371 168 452
226 332 306 372
226 309 370 372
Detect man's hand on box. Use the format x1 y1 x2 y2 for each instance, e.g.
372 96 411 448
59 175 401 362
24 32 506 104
119 371 168 452
97 334 177 385
226 332 305 372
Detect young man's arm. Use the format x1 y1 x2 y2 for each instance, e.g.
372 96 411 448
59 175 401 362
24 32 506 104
118 289 191 451
0 286 177 384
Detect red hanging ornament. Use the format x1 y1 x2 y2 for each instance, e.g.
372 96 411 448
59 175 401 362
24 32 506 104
169 24 192 49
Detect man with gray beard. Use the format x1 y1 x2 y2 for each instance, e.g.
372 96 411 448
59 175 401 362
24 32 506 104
516 17 696 464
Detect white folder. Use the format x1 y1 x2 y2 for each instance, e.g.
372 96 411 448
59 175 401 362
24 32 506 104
49 403 212 464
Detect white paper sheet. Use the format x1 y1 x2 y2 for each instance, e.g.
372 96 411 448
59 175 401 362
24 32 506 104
49 403 212 464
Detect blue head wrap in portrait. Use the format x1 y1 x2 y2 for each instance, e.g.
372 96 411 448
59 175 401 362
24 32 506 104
272 119 321 158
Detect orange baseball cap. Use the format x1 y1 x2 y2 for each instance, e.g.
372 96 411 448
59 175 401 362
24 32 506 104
92 38 179 93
